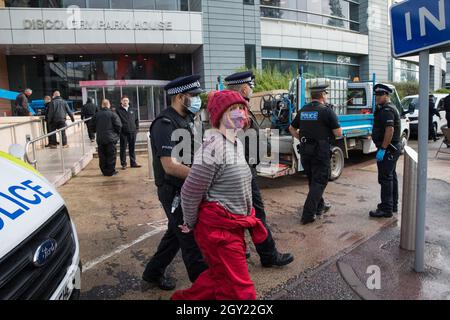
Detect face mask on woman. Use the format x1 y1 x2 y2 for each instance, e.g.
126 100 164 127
184 95 202 114
223 108 247 130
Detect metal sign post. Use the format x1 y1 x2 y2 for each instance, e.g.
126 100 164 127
415 50 430 272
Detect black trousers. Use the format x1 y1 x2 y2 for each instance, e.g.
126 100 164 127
143 184 208 282
85 119 95 140
250 167 277 262
120 132 137 167
48 120 67 146
98 142 117 176
377 148 400 213
429 119 437 140
300 142 331 220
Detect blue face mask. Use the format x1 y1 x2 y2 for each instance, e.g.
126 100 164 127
186 96 202 114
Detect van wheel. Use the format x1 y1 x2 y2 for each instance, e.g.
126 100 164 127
330 146 344 181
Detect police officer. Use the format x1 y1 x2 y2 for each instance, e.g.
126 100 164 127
370 84 401 218
142 75 207 290
225 71 294 267
289 85 342 225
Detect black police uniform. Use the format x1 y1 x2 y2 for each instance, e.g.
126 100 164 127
142 76 207 286
291 90 340 223
116 105 140 168
90 107 122 176
225 71 294 267
372 93 401 215
428 96 441 141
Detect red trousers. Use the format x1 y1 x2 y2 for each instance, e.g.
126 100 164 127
171 201 268 300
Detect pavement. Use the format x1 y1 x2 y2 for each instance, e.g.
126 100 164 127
56 137 450 300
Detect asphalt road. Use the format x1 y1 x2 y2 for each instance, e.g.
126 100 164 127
57 137 449 300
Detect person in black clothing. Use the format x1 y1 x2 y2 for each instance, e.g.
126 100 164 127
428 95 442 142
142 75 208 291
14 89 32 116
444 94 450 147
289 84 342 224
90 99 122 176
47 91 75 148
225 71 294 268
116 95 141 170
81 98 99 142
369 84 402 218
43 96 52 148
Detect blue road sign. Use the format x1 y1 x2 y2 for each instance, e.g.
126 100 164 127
391 0 450 57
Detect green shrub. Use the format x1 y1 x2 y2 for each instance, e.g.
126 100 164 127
434 88 450 94
389 81 419 99
234 66 294 93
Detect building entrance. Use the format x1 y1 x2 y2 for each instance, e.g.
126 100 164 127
80 80 169 122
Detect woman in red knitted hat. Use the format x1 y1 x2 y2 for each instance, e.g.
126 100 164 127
171 90 267 300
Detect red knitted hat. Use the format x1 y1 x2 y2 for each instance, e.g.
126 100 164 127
207 90 248 128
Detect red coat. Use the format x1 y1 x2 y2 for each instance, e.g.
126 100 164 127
172 201 268 300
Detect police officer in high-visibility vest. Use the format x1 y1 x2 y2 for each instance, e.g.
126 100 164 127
370 84 401 218
142 75 208 290
289 85 342 225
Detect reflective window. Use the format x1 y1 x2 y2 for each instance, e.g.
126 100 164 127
111 0 132 9
262 48 360 80
88 0 109 8
261 0 359 32
133 0 155 9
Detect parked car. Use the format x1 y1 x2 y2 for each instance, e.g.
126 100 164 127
402 94 447 136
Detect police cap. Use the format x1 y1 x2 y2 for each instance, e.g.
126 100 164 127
309 84 329 93
225 71 255 88
374 83 393 96
164 74 204 96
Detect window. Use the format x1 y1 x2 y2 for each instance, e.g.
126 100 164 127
111 0 132 9
260 0 359 32
262 48 360 80
88 0 109 8
132 0 155 9
245 45 257 69
244 0 254 4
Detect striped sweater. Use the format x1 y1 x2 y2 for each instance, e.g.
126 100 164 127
181 130 253 228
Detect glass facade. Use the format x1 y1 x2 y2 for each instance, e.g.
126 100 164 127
260 0 360 32
5 0 199 11
262 47 360 80
7 54 192 110
393 60 419 83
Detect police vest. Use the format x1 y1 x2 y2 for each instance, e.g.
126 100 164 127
298 101 334 142
372 103 401 147
150 108 195 188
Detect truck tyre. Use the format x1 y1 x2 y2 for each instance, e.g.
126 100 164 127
329 146 344 181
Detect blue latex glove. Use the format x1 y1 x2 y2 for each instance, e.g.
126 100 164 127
376 149 386 162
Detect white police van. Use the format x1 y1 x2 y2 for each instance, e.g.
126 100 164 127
0 151 81 300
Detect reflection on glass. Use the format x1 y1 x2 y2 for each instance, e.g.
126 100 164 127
104 86 122 110
111 0 132 9
138 86 153 121
133 0 155 9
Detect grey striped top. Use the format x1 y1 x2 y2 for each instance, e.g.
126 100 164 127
181 130 253 228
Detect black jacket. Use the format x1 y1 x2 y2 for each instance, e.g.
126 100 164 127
116 105 139 133
48 96 75 123
444 95 450 118
81 101 99 119
14 93 30 116
90 108 122 145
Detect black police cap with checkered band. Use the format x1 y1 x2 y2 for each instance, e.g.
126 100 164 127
164 75 204 96
225 71 255 88
374 83 393 95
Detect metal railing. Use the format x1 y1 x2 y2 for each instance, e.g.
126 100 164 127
25 117 92 173
0 118 45 145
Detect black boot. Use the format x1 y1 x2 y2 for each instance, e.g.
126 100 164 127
261 252 294 268
142 274 176 291
317 202 332 216
369 209 393 218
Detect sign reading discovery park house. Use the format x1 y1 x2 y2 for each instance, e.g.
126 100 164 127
23 19 173 31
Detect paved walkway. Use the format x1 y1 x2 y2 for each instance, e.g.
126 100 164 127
29 123 96 187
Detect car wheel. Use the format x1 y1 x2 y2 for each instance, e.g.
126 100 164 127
400 132 408 154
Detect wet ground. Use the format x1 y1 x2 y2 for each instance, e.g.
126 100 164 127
57 138 450 300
